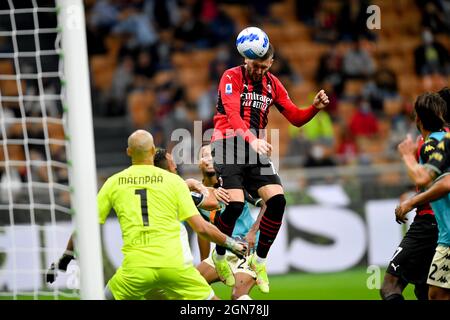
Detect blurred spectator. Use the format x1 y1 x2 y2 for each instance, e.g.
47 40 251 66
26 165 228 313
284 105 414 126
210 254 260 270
173 6 209 51
112 2 158 50
414 29 450 77
86 20 108 55
312 1 340 43
295 0 318 26
316 45 345 98
144 0 180 31
153 30 175 71
271 52 302 89
363 53 400 114
416 0 449 34
89 0 119 31
104 54 135 116
287 110 335 167
335 122 358 165
349 99 379 138
206 7 236 47
343 39 376 79
134 49 157 80
338 0 374 41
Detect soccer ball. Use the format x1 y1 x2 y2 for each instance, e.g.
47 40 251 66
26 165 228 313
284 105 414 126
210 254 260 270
236 27 270 59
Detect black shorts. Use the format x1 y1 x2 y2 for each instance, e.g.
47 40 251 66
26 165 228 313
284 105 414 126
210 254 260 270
211 137 282 198
386 214 438 285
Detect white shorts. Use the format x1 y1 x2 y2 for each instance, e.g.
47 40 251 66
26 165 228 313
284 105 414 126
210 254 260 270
427 244 450 289
204 252 256 279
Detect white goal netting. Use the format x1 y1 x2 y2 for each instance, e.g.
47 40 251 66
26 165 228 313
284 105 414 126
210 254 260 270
0 0 82 300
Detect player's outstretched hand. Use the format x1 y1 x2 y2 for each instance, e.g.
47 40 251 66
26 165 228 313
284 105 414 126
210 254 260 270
225 236 248 259
45 251 75 284
45 262 57 284
214 187 230 205
250 139 272 156
313 89 329 109
245 230 257 255
397 134 416 157
395 199 414 224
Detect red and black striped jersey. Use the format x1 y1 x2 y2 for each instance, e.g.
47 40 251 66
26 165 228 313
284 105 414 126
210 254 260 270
211 65 320 144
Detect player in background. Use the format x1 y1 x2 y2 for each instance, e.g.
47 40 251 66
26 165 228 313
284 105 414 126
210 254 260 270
380 92 447 300
46 130 247 300
195 144 265 299
211 42 329 293
396 93 450 300
153 145 265 299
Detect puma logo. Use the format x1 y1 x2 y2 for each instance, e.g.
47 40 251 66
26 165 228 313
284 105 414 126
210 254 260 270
391 263 400 271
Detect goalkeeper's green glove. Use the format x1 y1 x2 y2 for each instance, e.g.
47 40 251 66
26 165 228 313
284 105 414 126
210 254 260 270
45 251 75 284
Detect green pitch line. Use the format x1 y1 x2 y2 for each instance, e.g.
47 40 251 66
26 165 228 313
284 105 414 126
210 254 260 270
212 268 417 300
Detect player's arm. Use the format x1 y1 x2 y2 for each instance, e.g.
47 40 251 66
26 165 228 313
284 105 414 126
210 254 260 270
187 215 247 257
177 177 247 257
191 189 219 211
245 202 266 255
274 78 328 127
396 175 450 223
398 135 437 187
45 233 75 284
197 236 211 261
46 178 114 284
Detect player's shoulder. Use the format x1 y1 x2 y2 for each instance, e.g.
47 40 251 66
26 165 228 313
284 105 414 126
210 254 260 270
222 65 243 78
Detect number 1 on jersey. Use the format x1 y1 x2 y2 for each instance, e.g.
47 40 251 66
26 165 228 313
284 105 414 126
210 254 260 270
135 189 149 226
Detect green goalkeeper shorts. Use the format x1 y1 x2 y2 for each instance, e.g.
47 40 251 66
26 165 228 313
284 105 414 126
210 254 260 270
107 264 214 300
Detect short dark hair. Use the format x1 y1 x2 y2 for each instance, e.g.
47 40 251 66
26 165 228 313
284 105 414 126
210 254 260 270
258 43 274 61
154 148 168 170
414 92 446 132
437 87 450 124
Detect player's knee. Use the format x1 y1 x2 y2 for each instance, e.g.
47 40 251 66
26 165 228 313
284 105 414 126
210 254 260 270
218 201 245 225
264 194 286 220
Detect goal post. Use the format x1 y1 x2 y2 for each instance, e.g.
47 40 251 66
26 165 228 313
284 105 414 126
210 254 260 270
57 0 104 300
0 0 104 299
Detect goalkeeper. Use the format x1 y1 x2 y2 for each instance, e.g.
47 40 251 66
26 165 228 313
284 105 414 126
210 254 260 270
46 129 247 300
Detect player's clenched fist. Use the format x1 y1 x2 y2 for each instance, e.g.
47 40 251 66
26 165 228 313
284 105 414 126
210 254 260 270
313 89 330 109
397 135 416 156
250 138 272 156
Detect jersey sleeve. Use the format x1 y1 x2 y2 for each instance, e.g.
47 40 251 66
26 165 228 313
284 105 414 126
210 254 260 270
419 138 439 163
273 76 320 127
219 69 257 143
97 177 114 224
191 191 205 207
175 176 201 222
424 135 450 177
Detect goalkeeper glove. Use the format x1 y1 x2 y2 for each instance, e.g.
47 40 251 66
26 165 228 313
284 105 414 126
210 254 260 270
45 251 75 284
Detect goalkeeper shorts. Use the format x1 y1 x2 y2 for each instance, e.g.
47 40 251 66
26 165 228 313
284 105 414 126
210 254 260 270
107 264 214 300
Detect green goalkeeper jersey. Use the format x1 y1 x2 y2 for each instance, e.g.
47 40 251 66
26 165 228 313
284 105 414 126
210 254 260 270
97 164 199 268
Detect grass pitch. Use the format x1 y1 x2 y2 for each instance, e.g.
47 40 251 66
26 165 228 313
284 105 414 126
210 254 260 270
212 267 417 300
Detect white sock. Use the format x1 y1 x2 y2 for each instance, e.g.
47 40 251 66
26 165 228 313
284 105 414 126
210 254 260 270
237 294 252 300
215 253 226 260
256 254 266 264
